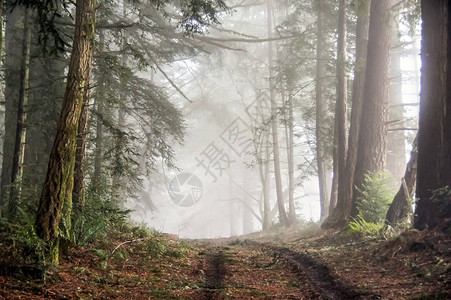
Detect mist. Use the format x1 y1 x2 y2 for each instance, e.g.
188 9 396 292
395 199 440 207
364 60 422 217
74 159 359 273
120 0 421 239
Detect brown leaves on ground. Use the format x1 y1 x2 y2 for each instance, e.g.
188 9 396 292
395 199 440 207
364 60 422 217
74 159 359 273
284 227 451 299
0 225 450 299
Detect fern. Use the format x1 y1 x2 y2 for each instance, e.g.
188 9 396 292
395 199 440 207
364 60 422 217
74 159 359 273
348 214 385 238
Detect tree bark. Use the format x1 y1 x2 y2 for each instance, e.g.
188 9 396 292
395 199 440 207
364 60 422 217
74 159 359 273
315 0 330 220
351 0 392 218
35 0 96 265
386 134 417 227
322 0 370 228
9 7 31 217
0 6 23 216
329 0 347 214
72 98 89 211
414 1 451 230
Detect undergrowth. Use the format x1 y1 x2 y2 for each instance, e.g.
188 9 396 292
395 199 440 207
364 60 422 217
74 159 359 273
0 189 187 272
356 171 396 224
348 215 385 238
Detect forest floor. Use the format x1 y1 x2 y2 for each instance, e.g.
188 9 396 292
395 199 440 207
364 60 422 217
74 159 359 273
0 223 450 299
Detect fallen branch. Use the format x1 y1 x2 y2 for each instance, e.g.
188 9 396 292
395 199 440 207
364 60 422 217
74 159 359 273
111 238 146 255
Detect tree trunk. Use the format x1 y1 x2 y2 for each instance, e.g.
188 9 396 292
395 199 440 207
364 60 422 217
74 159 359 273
386 134 417 227
414 1 451 230
287 97 296 222
92 29 107 190
315 0 330 220
329 0 347 214
35 0 96 265
387 24 406 183
351 0 392 218
93 94 104 180
9 7 31 217
330 121 338 214
0 6 23 216
111 98 126 201
0 1 3 65
262 147 271 230
260 122 271 231
23 9 66 196
242 172 254 234
267 0 289 227
322 0 370 229
72 98 89 211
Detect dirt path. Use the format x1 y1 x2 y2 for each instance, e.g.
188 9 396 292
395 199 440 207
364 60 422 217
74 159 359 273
195 240 376 299
268 246 375 300
203 248 227 299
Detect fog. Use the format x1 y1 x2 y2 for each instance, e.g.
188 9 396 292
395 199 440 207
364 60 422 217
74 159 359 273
122 1 420 239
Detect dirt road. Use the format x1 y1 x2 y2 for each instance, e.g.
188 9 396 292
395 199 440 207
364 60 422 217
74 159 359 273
194 240 375 299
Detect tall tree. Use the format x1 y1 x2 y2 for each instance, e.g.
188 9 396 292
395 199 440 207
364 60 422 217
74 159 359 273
329 0 347 213
267 0 289 226
35 0 96 264
351 0 392 218
315 0 330 220
8 8 32 217
323 0 370 228
414 0 451 230
0 5 23 215
286 97 296 223
72 100 89 210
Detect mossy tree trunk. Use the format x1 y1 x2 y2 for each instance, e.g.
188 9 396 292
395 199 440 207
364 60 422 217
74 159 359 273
35 0 96 265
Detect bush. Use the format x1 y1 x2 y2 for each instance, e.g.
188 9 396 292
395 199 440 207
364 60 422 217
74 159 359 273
70 199 131 246
0 207 46 266
356 171 396 224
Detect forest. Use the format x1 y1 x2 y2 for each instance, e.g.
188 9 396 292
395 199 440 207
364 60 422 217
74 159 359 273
0 0 449 298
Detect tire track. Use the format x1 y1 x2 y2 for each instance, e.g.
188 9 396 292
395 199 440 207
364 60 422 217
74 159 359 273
203 248 227 299
271 246 363 299
235 240 379 300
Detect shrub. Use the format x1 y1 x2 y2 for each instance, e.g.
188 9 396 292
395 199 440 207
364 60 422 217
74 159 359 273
0 207 46 266
70 199 131 246
356 171 396 224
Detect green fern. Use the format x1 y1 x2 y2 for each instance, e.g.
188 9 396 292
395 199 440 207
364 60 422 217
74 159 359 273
348 214 384 237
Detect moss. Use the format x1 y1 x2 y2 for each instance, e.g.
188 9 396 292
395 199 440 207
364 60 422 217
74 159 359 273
45 239 59 266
